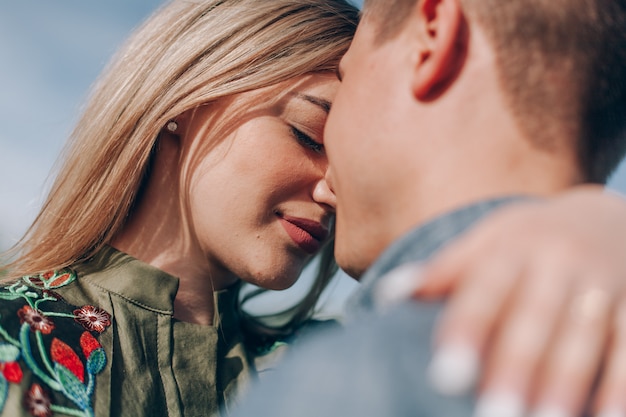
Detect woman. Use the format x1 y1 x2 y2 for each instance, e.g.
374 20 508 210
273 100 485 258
0 0 358 416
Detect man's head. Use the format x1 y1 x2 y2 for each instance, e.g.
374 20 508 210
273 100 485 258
324 0 626 277
363 0 626 181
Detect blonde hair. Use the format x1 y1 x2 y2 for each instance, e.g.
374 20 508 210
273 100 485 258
4 0 358 278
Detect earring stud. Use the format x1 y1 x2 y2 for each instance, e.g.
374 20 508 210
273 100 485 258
166 120 178 133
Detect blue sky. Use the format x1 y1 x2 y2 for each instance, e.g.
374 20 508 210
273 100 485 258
0 1 164 247
0 0 624 314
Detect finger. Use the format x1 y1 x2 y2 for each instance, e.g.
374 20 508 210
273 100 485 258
591 302 626 417
417 202 542 297
373 262 427 308
473 260 573 417
527 285 613 417
416 225 503 297
427 252 522 396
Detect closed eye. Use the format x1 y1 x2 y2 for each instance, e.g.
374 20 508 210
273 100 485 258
291 126 324 154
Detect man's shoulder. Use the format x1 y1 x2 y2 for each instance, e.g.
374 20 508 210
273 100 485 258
231 301 475 417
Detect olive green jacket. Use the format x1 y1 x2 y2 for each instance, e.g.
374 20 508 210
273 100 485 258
0 246 254 417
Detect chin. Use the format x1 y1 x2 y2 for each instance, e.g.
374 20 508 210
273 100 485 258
243 265 303 291
335 246 368 281
254 277 299 291
339 264 366 281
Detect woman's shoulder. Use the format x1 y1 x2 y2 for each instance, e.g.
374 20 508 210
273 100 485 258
0 269 111 417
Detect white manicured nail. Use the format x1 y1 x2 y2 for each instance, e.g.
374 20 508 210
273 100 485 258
473 390 525 417
428 344 480 396
528 404 571 417
373 262 424 309
597 408 626 417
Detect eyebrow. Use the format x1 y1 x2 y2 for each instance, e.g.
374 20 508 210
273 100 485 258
293 93 331 113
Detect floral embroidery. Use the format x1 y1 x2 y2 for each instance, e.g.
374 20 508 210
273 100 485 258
23 269 76 290
51 338 85 384
79 333 99 359
24 384 52 417
1 361 23 383
0 269 111 417
73 306 111 333
42 290 63 301
18 306 55 335
0 342 23 410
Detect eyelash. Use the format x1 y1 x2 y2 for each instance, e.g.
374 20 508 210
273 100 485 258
291 126 324 154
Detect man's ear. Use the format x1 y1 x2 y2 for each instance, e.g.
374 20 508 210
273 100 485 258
411 0 465 100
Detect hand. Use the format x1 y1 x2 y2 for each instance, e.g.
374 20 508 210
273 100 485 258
415 185 626 417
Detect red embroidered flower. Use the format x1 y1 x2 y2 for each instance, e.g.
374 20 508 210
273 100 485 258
79 331 101 359
23 383 52 417
51 338 84 383
73 306 111 333
17 306 55 334
1 361 23 383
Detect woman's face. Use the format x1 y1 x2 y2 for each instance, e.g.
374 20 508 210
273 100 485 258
182 73 338 290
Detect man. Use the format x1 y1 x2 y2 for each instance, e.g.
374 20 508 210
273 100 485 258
231 0 626 416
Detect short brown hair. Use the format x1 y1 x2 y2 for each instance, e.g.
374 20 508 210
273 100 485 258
362 0 415 41
364 0 626 184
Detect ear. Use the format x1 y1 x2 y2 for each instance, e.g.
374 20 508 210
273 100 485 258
161 109 193 139
411 0 465 100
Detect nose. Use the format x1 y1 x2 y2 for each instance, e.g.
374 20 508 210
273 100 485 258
312 174 336 211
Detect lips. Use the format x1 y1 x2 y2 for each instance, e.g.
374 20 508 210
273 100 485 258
278 214 329 254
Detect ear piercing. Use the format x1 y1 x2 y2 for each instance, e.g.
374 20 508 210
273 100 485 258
166 120 178 133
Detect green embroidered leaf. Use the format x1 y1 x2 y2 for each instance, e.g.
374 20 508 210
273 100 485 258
0 293 24 301
0 376 7 413
86 348 106 375
0 344 19 362
15 285 28 294
55 363 91 410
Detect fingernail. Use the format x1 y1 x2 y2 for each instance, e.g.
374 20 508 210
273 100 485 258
373 262 424 309
428 343 480 396
473 390 525 417
528 404 571 417
597 408 626 417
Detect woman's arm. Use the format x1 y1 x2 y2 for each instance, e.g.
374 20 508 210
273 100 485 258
416 185 626 417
